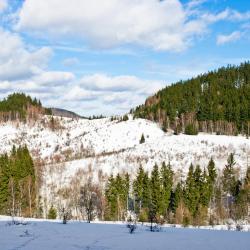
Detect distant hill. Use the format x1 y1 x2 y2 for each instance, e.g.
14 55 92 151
132 62 250 136
50 108 84 119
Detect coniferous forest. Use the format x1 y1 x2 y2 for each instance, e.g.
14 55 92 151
132 62 250 136
0 146 36 217
0 93 51 122
105 156 250 226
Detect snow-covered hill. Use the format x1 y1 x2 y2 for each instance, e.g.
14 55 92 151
0 115 250 204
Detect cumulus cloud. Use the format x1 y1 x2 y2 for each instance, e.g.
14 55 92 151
217 31 242 45
16 0 222 52
79 74 161 92
0 28 52 81
0 23 164 116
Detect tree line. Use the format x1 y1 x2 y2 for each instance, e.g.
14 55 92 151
0 93 51 122
133 62 250 136
0 146 249 226
105 155 250 226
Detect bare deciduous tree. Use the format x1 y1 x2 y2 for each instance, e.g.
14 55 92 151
79 178 101 223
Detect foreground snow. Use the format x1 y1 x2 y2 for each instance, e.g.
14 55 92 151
0 217 249 250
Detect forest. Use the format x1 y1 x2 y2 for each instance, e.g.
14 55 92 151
0 93 51 122
133 62 250 136
104 155 250 226
0 146 37 217
0 146 249 227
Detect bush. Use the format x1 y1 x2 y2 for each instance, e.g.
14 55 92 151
138 209 148 223
183 216 191 227
48 206 57 219
184 124 198 135
122 115 129 121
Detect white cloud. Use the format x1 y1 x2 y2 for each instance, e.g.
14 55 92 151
0 28 52 81
217 31 242 45
0 0 7 13
79 73 164 94
16 0 221 52
32 71 75 86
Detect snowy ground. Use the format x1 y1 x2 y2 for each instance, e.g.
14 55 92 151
0 217 249 250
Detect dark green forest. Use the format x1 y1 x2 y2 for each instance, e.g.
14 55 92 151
0 146 37 217
105 156 250 226
0 93 51 121
133 62 250 136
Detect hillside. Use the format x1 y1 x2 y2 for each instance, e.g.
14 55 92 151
133 62 250 136
0 115 249 213
50 108 83 119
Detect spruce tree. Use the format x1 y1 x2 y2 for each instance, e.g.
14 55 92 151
160 162 173 216
150 164 161 217
222 153 237 196
140 134 145 144
133 166 145 213
184 164 196 215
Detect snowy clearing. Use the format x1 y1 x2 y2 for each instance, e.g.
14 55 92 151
0 217 249 250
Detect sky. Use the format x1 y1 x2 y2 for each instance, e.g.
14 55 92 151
0 0 250 116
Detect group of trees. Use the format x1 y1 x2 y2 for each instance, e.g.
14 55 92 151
133 62 250 136
104 155 250 226
0 93 51 122
0 146 36 217
0 144 248 227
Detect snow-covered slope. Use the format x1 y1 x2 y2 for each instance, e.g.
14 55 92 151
0 115 250 199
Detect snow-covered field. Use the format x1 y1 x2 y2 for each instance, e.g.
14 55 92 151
0 216 249 250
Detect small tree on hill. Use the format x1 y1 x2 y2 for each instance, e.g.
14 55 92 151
140 134 145 144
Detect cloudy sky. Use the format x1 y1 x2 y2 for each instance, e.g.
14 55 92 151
0 0 250 116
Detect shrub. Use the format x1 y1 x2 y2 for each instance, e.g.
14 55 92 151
48 206 57 219
138 209 148 223
184 124 198 135
122 115 129 121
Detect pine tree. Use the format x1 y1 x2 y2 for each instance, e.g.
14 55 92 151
222 153 237 196
160 162 173 217
139 134 145 144
48 206 57 219
133 166 145 213
207 158 217 201
150 164 161 217
184 164 196 215
105 175 118 220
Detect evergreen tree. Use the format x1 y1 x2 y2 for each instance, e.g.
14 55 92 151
222 153 237 196
184 164 196 215
133 166 145 213
48 206 57 219
140 134 145 144
150 164 161 217
207 158 217 200
160 162 173 216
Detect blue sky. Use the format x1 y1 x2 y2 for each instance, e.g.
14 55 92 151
0 0 250 116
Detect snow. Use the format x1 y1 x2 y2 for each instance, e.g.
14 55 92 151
0 216 249 250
